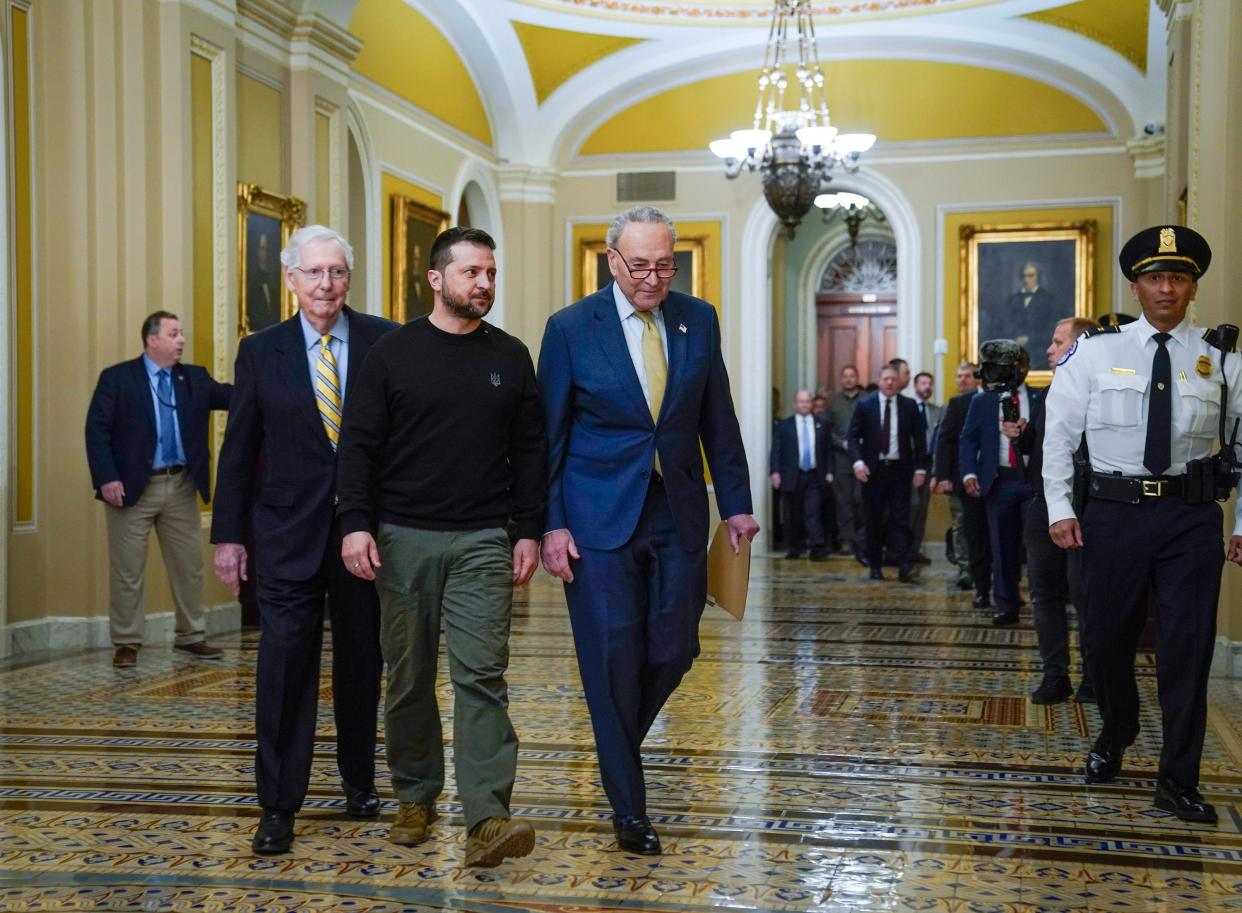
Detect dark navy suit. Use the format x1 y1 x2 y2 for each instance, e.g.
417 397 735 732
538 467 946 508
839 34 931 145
959 385 1044 614
538 284 752 818
846 392 927 570
211 307 398 813
86 358 231 505
770 413 831 552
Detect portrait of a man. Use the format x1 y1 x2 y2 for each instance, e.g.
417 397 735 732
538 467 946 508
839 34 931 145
390 195 449 323
245 215 283 333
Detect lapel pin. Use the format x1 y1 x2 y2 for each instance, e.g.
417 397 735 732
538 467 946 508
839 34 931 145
678 323 687 334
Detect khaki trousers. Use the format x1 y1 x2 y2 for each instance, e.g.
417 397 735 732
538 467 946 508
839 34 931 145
104 470 206 646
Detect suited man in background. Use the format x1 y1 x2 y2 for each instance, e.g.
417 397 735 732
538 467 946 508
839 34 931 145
85 311 232 668
909 371 942 563
960 347 1043 626
770 389 832 560
212 225 398 856
825 365 865 559
539 207 757 856
847 364 927 583
932 362 991 604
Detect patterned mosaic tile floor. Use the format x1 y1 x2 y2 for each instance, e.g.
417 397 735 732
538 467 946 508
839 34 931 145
4 556 1242 911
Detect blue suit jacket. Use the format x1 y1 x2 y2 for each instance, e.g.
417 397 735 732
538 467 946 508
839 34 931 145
769 414 831 490
959 385 1045 497
538 285 752 552
85 357 231 506
210 307 398 580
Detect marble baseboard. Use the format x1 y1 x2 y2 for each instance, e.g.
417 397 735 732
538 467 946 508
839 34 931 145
1 602 240 659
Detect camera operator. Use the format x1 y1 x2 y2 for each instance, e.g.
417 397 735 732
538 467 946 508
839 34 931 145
1017 317 1097 704
1043 225 1242 824
959 341 1042 626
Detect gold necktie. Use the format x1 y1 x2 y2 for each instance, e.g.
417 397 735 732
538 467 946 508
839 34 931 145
636 310 666 474
315 333 343 449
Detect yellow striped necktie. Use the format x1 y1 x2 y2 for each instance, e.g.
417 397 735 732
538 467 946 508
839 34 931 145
636 310 666 473
315 333 343 449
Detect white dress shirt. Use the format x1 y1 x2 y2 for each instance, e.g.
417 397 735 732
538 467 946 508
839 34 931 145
613 282 669 411
1042 314 1242 533
853 393 910 473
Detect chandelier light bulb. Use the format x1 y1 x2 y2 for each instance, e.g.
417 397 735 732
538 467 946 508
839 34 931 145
835 192 870 209
814 193 840 209
710 138 746 160
731 128 772 153
835 133 877 154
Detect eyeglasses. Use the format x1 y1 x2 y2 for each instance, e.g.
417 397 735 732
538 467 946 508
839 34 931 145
609 248 678 281
292 266 351 282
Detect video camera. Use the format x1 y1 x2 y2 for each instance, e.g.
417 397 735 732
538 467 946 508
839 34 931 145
974 338 1030 422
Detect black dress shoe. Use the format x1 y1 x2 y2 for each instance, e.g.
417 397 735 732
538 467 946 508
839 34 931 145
784 549 804 560
869 568 884 580
1030 675 1072 704
898 565 918 583
342 782 381 819
612 814 662 855
1075 680 1096 703
855 551 869 567
1084 744 1123 783
973 592 991 609
252 808 295 855
955 573 974 591
991 610 1019 626
1154 775 1217 824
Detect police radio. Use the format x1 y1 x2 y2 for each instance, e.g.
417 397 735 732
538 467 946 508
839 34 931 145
1186 324 1241 502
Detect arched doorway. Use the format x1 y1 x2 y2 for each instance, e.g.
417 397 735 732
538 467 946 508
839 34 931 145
815 236 899 390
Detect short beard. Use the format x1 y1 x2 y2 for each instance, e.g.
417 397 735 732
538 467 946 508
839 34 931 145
441 285 492 321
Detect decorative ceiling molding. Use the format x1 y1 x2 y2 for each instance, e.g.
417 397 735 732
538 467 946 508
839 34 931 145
510 0 1004 25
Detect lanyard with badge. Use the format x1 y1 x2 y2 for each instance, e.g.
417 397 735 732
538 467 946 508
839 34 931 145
1185 323 1241 502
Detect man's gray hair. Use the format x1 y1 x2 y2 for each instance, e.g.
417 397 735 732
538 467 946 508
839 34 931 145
281 225 354 270
605 206 678 249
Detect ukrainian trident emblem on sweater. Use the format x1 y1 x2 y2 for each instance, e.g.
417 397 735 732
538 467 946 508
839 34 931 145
490 372 501 387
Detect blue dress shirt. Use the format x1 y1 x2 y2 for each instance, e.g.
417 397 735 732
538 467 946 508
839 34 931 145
143 354 187 468
299 309 349 401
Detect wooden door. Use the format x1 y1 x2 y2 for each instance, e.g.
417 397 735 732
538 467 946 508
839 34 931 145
816 293 897 390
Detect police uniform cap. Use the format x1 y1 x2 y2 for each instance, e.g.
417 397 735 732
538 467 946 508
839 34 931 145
1118 225 1211 282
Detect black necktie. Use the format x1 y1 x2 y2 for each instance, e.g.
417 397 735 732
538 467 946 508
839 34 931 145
881 397 891 455
1143 332 1172 475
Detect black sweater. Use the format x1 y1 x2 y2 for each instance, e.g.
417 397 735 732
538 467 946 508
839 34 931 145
336 317 547 540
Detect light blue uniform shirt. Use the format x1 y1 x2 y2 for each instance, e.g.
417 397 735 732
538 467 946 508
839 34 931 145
143 354 187 468
299 309 349 401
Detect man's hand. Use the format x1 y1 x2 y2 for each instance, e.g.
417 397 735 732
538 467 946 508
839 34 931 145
513 538 538 586
854 466 870 482
963 477 981 497
214 543 248 595
1050 518 1084 550
541 528 580 583
912 473 925 490
770 472 781 489
1228 535 1242 565
725 513 760 554
824 472 834 484
100 481 125 507
936 479 954 494
1001 419 1027 439
342 531 381 581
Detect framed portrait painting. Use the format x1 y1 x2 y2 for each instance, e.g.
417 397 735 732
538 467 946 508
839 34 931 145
237 183 306 337
579 238 704 300
391 195 449 323
959 220 1095 386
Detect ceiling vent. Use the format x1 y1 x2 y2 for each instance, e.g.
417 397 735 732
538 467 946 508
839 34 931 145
616 171 676 203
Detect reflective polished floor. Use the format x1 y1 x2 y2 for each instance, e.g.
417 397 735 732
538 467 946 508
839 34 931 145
5 554 1242 912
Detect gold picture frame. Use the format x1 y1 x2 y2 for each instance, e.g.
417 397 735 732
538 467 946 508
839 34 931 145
959 220 1095 387
237 182 306 337
391 194 449 323
579 237 705 301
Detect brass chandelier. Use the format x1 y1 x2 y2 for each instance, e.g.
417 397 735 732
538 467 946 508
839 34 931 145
709 0 875 238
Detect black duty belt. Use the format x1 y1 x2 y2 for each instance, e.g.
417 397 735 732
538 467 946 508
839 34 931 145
151 465 186 476
1088 473 1183 504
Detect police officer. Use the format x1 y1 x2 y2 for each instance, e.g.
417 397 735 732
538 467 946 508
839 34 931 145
1043 225 1242 824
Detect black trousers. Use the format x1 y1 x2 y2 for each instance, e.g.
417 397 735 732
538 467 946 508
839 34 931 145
781 469 826 551
961 492 992 593
983 474 1034 613
863 463 913 569
1025 495 1087 680
1081 497 1224 786
254 533 383 812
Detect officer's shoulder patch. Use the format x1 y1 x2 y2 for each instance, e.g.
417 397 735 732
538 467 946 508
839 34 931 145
1082 325 1121 339
1056 339 1078 367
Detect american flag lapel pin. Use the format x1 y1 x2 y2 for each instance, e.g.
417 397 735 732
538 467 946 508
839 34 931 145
678 323 687 334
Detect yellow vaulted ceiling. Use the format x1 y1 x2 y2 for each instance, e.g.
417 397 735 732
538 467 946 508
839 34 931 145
579 60 1108 155
1025 0 1149 71
513 22 644 104
350 0 493 146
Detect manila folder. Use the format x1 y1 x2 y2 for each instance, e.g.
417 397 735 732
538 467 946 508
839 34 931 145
706 521 750 621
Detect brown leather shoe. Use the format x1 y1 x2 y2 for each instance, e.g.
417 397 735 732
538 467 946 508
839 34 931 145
173 641 223 661
465 817 535 867
388 802 438 846
112 645 139 668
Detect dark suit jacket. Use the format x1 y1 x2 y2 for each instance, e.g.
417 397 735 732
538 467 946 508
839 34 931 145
85 357 231 507
210 307 398 580
933 391 975 485
846 392 927 475
769 414 830 490
959 385 1046 497
538 284 752 553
